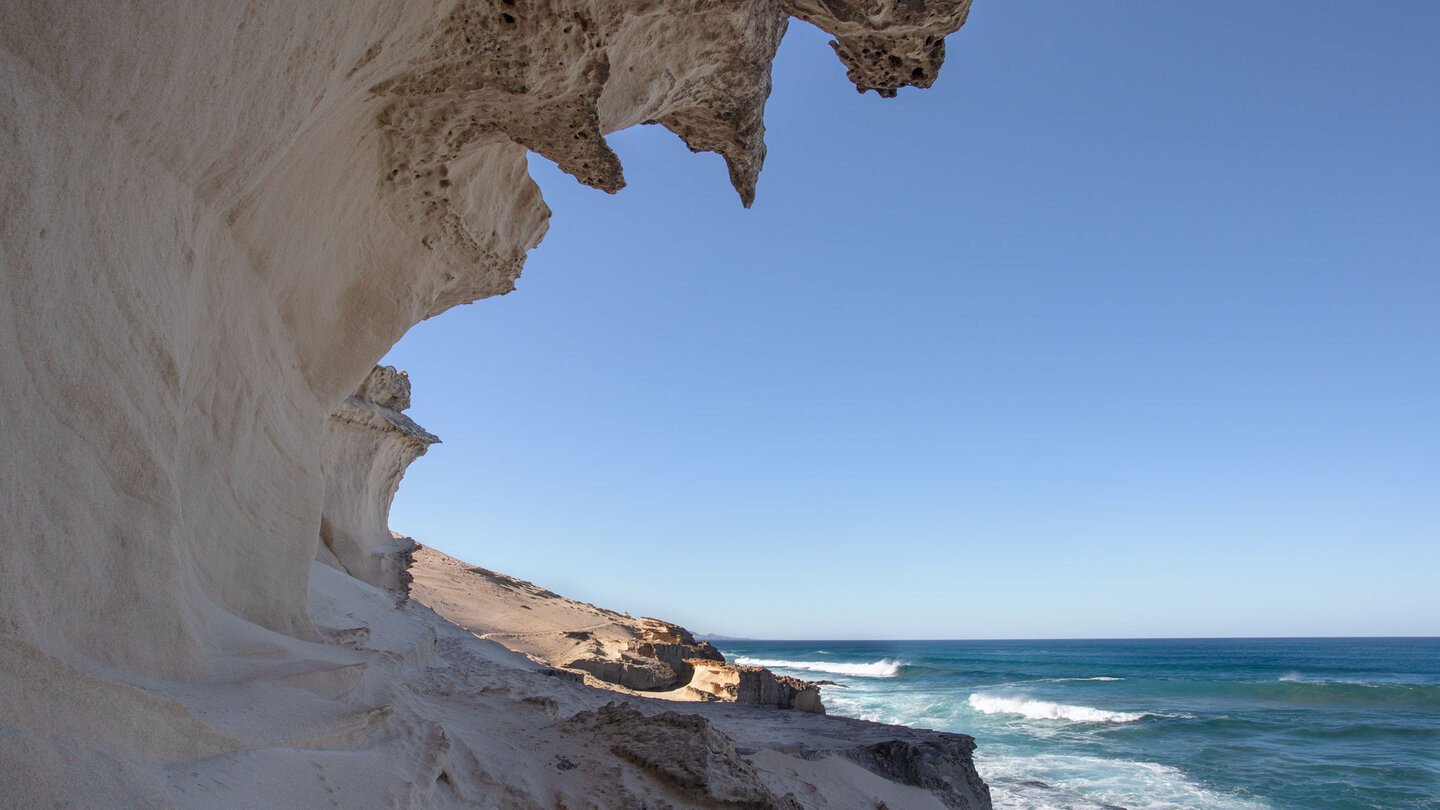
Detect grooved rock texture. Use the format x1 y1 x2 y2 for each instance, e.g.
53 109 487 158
1 0 976 805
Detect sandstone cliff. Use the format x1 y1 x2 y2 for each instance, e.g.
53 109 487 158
1 1 984 806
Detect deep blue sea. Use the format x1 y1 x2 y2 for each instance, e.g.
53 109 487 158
715 638 1440 809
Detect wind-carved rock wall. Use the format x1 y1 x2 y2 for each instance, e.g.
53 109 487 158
0 0 970 744
319 365 439 593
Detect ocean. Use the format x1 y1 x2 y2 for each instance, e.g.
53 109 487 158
715 638 1440 809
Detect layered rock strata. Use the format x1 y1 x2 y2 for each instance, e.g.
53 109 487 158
562 617 727 692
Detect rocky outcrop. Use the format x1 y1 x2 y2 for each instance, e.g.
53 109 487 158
690 660 826 714
564 702 803 810
559 616 729 691
701 701 992 810
845 738 993 810
629 617 727 683
318 365 438 593
563 653 681 691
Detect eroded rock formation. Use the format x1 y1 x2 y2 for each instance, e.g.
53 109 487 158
563 616 729 692
555 613 725 691
689 660 826 714
1 0 971 686
630 617 728 681
1 0 981 805
319 365 439 593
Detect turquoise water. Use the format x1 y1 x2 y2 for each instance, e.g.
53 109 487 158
716 638 1440 809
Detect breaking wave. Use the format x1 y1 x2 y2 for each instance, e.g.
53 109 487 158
968 693 1150 723
979 750 1272 810
732 657 902 678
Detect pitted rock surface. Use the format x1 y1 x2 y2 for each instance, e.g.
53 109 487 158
2 1 980 806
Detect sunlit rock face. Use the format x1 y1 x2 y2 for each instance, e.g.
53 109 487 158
688 660 827 714
0 0 971 786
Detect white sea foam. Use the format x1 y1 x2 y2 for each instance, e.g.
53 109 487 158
1278 673 1383 686
967 693 1149 723
979 750 1272 810
731 657 902 678
1044 676 1125 682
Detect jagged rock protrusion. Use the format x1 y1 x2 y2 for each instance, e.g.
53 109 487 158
784 0 974 97
844 737 993 810
634 0 790 207
319 366 439 593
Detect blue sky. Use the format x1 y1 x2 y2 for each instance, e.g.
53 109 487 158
383 2 1440 639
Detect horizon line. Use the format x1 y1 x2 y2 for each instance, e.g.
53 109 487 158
699 634 1440 643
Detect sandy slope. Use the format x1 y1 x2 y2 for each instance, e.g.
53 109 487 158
414 543 846 715
410 543 644 670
